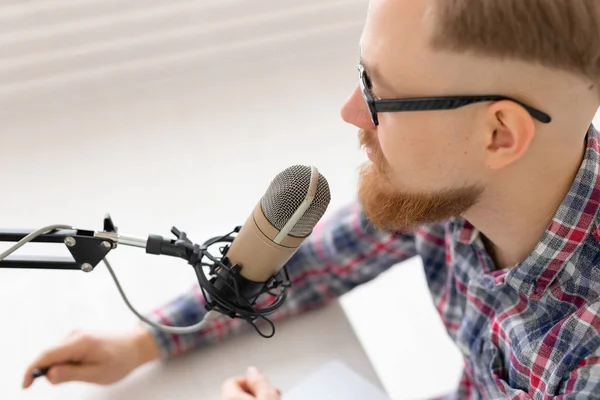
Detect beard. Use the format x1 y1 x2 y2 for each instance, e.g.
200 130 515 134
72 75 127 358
357 129 483 231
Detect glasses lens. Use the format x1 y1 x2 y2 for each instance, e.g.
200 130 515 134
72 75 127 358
358 65 378 125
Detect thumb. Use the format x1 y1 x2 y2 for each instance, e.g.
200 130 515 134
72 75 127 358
245 367 280 400
47 364 99 385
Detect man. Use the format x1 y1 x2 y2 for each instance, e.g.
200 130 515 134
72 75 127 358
21 0 600 398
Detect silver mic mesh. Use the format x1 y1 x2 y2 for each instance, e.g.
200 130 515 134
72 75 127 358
261 165 331 237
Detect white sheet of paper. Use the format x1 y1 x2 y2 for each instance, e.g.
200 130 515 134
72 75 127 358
283 360 390 400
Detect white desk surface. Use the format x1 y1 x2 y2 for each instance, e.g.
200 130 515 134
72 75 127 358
2 300 382 400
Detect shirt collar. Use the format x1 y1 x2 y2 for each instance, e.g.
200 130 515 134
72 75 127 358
507 125 600 299
451 125 600 299
453 218 479 245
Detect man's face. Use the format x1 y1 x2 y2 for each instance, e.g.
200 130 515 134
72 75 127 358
341 0 486 231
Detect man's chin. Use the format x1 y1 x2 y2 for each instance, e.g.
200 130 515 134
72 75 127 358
357 166 483 231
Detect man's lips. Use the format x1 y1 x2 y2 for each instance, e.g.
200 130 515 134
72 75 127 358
366 147 375 161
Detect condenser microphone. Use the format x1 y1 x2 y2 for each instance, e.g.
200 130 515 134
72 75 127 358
225 164 331 283
203 164 331 315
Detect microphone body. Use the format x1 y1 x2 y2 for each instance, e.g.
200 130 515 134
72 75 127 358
223 201 304 281
225 165 329 283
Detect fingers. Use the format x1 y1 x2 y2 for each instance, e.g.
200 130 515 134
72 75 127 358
245 367 281 400
22 331 90 389
221 377 255 400
220 369 281 400
45 364 99 385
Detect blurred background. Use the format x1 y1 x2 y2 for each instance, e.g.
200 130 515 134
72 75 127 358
1 1 598 399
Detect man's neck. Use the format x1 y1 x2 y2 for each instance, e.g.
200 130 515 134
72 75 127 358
464 133 587 269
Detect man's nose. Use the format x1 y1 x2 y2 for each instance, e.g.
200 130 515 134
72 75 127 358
340 86 377 131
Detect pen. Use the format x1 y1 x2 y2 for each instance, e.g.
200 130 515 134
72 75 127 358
31 367 49 379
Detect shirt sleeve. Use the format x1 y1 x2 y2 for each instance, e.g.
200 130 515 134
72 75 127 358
144 202 418 358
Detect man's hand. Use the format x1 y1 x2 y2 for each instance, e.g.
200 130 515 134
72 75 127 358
22 327 160 389
221 367 281 400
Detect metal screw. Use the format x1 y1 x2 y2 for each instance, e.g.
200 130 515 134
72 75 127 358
101 241 111 249
81 263 93 273
64 237 76 247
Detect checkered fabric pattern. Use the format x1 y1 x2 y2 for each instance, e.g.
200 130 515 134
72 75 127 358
147 125 600 399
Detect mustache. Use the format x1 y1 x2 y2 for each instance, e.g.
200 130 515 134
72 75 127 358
358 129 376 149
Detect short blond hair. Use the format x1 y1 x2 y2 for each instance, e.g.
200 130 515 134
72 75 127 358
429 0 600 86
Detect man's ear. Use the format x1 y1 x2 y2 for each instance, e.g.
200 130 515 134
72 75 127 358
483 100 536 170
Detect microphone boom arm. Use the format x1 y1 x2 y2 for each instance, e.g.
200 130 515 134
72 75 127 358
0 215 195 272
0 227 114 272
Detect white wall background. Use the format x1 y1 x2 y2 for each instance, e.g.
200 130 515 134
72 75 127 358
1 1 598 399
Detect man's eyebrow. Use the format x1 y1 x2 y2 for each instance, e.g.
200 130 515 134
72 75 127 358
358 52 399 96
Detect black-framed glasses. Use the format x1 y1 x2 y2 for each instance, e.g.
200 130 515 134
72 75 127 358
357 64 552 126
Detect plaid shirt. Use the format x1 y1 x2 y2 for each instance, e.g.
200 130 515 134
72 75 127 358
148 125 600 399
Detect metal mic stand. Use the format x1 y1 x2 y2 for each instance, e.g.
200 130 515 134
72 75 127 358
0 214 291 338
0 215 121 271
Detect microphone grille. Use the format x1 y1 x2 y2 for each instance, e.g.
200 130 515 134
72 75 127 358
261 165 331 237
